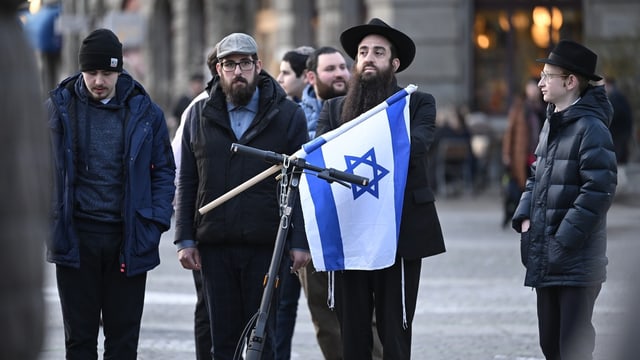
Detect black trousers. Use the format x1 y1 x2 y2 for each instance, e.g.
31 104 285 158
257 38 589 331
335 257 421 360
199 244 277 360
193 270 212 360
536 285 602 360
56 228 147 360
274 256 301 360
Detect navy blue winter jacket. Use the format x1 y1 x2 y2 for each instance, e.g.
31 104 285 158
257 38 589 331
46 72 176 276
512 85 617 287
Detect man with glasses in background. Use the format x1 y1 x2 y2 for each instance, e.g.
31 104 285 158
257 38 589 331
174 33 311 359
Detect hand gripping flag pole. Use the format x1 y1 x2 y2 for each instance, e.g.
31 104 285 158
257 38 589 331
198 84 417 215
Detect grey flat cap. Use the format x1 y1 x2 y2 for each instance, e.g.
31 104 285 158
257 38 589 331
217 33 258 59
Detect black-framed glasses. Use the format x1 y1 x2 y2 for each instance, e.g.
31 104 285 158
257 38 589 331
221 60 255 72
540 71 569 83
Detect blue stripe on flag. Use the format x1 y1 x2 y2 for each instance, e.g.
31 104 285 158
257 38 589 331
386 97 410 239
305 149 345 270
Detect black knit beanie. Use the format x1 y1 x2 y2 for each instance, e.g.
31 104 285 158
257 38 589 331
78 29 123 72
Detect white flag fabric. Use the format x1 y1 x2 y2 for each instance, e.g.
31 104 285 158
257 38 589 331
298 91 412 271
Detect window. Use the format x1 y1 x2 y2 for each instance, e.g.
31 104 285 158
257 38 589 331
472 1 582 113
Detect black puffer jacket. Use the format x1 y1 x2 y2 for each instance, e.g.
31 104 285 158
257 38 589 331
512 85 617 287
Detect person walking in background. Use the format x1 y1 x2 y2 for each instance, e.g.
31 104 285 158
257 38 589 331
501 77 545 227
170 73 206 137
46 28 176 359
512 40 617 360
604 77 633 190
274 45 314 360
604 78 633 165
317 18 446 359
429 104 475 196
172 47 219 360
298 46 355 360
174 32 310 360
277 46 314 103
1 2 50 358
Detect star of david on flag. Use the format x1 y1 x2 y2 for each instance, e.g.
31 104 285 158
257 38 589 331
298 87 413 271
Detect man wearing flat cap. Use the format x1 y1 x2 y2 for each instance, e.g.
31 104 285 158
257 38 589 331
316 18 446 359
512 40 617 360
46 28 176 359
174 32 310 359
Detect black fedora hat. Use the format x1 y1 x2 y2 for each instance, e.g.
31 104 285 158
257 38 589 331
340 18 415 73
536 40 602 81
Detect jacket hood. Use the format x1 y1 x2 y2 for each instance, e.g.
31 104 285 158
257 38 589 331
53 71 145 106
548 84 613 128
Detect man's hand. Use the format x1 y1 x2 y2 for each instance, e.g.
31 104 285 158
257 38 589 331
290 249 311 273
178 247 201 270
521 219 531 233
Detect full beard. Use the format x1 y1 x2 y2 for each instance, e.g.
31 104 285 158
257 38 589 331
340 66 396 125
221 71 258 106
315 77 348 101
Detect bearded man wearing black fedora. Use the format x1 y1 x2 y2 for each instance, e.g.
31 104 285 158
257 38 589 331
316 18 446 359
512 40 617 360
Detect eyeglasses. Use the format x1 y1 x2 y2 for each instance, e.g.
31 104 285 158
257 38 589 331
540 71 569 83
221 60 255 72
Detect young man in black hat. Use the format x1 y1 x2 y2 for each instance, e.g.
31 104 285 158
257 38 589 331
512 40 617 360
46 28 176 359
316 18 446 359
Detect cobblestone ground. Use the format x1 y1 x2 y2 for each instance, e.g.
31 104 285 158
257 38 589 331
39 167 640 359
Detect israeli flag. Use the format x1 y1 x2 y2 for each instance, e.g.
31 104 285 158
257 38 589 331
298 89 412 271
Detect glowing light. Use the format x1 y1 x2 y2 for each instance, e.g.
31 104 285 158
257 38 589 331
511 11 530 31
531 24 550 48
551 7 563 30
477 34 490 49
498 12 510 32
532 6 551 27
28 0 41 14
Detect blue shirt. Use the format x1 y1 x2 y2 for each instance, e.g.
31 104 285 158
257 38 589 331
227 88 260 139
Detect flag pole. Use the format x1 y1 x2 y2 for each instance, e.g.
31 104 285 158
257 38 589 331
198 84 417 215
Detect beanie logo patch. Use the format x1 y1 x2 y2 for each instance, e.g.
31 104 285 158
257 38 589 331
110 58 118 68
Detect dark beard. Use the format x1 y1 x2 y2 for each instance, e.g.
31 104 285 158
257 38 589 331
340 66 396 125
221 71 259 106
315 76 348 100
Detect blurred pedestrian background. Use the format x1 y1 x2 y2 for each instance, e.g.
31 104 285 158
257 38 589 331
501 77 545 227
429 104 475 197
170 73 206 138
605 77 633 191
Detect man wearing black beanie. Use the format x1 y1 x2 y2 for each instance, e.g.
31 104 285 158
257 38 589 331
45 28 176 359
78 28 124 73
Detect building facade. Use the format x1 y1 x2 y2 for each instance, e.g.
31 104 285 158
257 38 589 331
26 0 640 149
